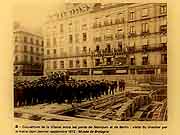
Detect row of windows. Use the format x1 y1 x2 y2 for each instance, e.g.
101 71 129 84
46 46 91 56
93 5 167 28
46 59 88 69
15 36 43 45
51 22 88 34
129 5 167 20
69 32 87 43
93 17 124 28
45 40 166 56
15 45 44 54
95 54 167 66
129 24 166 34
15 55 42 63
46 33 87 47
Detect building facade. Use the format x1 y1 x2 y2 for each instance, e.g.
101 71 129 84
44 3 167 80
14 26 44 76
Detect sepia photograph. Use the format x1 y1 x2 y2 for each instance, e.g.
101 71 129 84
13 2 167 122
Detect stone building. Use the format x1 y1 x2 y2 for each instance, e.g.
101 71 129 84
43 3 167 80
14 24 44 76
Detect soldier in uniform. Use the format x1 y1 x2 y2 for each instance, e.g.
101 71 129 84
122 80 126 91
109 81 115 95
119 80 122 91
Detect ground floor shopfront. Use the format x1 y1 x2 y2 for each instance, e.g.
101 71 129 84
44 64 167 83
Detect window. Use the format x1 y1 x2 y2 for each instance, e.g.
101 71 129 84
30 46 33 53
104 20 109 26
69 60 73 68
142 23 149 33
15 56 18 62
82 24 87 30
160 36 167 43
60 24 63 32
46 61 50 69
36 39 39 45
53 37 56 46
115 13 124 24
47 49 50 55
69 35 73 43
83 59 87 67
76 60 80 67
106 44 111 52
160 5 167 14
75 33 79 43
82 46 87 53
161 54 167 64
24 46 27 52
142 38 148 45
142 8 148 17
76 46 79 55
130 69 135 74
30 56 33 63
36 57 39 61
53 61 57 69
41 41 44 46
129 11 135 20
130 57 135 65
142 55 148 65
106 58 112 65
60 61 64 68
47 39 50 47
96 45 100 51
68 23 72 32
24 36 27 43
95 59 100 66
30 38 33 44
94 37 101 42
104 34 113 41
118 41 122 51
130 26 135 33
23 55 27 62
53 49 57 55
36 48 39 53
82 33 87 41
160 25 167 33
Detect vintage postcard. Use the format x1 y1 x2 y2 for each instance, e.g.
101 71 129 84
1 0 173 135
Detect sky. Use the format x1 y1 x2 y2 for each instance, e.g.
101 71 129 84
12 0 65 33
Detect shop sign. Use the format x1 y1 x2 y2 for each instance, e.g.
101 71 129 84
116 70 127 73
93 70 103 74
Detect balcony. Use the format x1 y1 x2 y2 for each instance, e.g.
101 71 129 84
104 35 113 41
44 51 91 59
115 18 125 24
115 34 125 39
160 25 167 34
92 19 125 29
128 32 137 38
140 31 150 36
94 37 102 42
127 46 135 53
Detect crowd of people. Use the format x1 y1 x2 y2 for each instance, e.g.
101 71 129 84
14 72 126 107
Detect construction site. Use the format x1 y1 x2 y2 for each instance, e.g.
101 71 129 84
14 80 167 121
